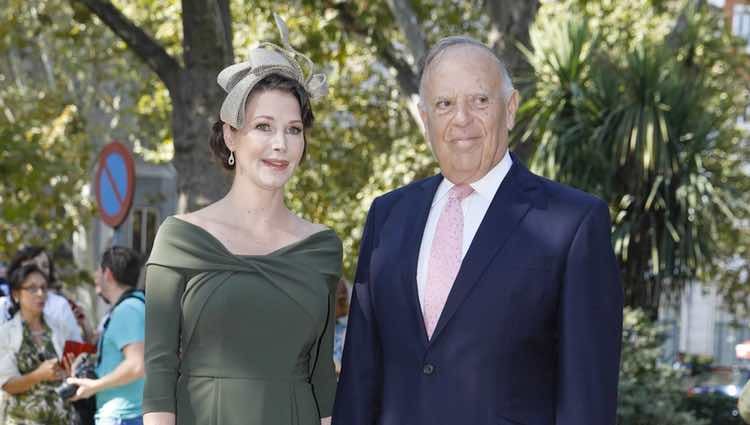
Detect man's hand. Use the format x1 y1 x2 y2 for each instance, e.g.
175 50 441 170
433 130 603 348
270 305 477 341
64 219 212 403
67 377 100 401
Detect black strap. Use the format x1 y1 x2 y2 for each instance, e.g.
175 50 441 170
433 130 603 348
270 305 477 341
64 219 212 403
96 289 145 366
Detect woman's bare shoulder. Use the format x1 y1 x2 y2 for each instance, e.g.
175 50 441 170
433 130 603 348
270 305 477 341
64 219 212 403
173 204 222 228
294 217 329 238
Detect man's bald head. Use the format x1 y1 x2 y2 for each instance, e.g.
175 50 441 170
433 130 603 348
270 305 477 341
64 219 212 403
417 36 514 102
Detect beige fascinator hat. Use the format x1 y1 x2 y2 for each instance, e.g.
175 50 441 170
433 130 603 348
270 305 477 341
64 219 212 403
217 13 328 129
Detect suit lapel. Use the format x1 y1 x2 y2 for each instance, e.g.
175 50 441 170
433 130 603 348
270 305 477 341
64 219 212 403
429 160 540 343
400 174 443 347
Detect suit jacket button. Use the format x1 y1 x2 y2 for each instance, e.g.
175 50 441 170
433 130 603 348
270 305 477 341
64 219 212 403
423 364 435 375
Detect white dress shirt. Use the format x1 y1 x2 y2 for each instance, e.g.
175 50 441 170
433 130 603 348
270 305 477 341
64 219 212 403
416 151 513 311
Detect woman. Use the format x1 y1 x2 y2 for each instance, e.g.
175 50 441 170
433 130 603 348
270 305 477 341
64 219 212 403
4 246 91 344
0 264 79 425
143 15 340 425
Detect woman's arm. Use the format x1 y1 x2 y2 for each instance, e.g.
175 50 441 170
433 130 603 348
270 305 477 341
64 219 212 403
142 264 186 417
144 412 176 425
2 359 60 395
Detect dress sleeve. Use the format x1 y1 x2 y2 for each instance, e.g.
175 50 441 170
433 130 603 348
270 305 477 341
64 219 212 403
143 264 186 414
310 287 338 418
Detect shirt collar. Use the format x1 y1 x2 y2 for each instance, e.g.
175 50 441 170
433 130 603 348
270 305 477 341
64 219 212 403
433 150 513 206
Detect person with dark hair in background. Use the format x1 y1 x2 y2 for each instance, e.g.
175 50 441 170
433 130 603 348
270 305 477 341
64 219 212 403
67 246 145 425
0 262 9 297
333 279 349 375
2 246 90 343
142 14 340 425
0 264 79 425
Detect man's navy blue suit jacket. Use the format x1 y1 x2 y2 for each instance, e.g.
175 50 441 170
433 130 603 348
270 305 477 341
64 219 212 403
333 155 623 425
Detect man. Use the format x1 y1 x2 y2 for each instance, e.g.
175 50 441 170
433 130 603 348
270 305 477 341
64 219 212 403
68 246 145 425
333 37 623 425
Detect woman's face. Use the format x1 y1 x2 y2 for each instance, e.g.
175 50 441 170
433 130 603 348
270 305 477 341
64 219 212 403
12 271 48 318
224 89 305 191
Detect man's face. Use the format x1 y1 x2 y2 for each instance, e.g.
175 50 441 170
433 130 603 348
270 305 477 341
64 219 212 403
419 45 519 184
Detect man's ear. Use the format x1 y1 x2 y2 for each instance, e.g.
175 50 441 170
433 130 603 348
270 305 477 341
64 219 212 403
418 103 435 154
506 90 520 131
103 267 115 283
418 102 431 136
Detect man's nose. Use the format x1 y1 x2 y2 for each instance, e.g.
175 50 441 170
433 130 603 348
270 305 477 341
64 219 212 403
451 98 472 126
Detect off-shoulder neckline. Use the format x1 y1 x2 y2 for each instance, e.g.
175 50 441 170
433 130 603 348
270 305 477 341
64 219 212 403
166 216 335 258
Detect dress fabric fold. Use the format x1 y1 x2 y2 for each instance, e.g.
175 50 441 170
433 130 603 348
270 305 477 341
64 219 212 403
143 217 341 424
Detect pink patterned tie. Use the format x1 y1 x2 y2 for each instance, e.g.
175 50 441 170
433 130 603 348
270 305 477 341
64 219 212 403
424 184 474 339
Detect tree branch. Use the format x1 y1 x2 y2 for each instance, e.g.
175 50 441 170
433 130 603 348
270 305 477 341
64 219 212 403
217 0 233 63
483 0 540 80
181 0 234 70
71 0 181 93
333 3 419 97
385 0 427 67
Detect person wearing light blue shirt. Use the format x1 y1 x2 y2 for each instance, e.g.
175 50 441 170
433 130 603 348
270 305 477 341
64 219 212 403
67 247 145 425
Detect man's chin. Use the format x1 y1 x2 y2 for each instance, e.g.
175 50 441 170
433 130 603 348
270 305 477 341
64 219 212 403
97 293 111 305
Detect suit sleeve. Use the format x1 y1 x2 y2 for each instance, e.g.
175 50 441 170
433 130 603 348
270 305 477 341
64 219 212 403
333 199 383 425
556 200 623 425
143 264 186 414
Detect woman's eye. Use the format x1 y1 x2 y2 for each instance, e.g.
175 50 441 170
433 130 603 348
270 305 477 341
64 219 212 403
255 123 271 131
287 126 303 135
475 96 489 104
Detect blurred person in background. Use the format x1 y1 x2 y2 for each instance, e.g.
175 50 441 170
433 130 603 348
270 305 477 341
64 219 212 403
67 246 145 425
0 263 80 424
0 262 9 297
2 246 92 343
333 279 349 375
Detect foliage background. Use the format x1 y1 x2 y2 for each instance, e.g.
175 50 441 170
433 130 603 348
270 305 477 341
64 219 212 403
1 0 749 421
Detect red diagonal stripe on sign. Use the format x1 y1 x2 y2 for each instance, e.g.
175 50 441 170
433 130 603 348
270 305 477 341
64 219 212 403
103 163 124 205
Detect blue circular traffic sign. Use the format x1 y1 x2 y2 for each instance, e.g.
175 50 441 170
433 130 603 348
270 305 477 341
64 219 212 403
95 141 135 228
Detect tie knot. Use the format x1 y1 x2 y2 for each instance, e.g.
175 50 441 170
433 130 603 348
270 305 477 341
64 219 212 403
449 184 474 201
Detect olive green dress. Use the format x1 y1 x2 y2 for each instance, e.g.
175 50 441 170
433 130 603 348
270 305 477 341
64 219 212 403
142 217 341 425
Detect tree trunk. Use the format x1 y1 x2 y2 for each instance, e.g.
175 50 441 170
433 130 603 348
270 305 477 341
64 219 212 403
484 0 540 85
484 0 540 163
170 71 231 212
73 0 234 211
173 0 234 211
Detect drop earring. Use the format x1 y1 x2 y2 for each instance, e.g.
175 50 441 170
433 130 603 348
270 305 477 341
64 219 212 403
228 151 235 166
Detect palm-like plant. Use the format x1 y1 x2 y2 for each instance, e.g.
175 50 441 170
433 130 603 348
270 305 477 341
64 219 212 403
515 4 749 317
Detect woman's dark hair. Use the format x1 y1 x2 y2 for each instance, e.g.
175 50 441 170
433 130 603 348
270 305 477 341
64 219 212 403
7 264 48 318
8 246 55 284
209 73 315 170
